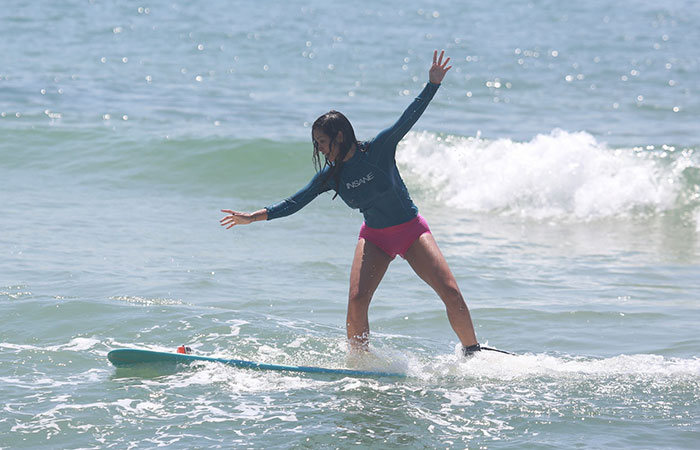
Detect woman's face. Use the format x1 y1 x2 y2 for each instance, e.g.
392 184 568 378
313 129 340 162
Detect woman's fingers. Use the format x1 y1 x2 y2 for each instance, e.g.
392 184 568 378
219 209 254 228
220 209 239 227
221 216 238 228
429 50 452 84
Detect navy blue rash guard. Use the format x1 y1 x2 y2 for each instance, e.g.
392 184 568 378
265 82 440 229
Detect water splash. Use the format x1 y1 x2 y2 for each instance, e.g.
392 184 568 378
399 130 699 222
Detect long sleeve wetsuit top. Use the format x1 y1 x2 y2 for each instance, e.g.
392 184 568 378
265 82 440 229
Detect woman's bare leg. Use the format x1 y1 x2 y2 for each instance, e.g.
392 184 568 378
346 238 393 349
404 233 478 347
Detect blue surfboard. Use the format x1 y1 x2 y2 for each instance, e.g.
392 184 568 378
107 348 406 379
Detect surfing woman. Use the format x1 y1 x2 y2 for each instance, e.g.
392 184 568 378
221 50 483 357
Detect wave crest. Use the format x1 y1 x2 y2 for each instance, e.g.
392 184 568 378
399 130 699 221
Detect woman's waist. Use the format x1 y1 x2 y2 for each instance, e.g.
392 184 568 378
361 206 418 229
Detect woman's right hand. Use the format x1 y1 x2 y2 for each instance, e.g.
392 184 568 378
220 209 260 229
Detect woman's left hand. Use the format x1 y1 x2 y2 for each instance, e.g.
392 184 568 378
429 49 452 84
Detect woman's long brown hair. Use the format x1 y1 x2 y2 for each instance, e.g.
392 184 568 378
312 110 359 199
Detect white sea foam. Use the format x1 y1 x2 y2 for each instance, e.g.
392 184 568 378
109 295 184 306
0 337 100 353
422 349 700 381
399 130 697 221
56 337 101 352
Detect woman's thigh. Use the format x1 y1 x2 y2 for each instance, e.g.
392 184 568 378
403 233 459 295
348 238 393 303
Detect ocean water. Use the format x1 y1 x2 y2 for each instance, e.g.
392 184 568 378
1 0 699 448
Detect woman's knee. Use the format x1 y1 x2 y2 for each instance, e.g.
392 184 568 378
437 282 465 309
348 290 372 314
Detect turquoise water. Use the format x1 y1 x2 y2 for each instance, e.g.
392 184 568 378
2 1 699 448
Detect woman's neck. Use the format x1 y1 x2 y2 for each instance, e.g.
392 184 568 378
342 142 357 162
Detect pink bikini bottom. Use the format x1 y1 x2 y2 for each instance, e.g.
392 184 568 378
358 214 431 259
